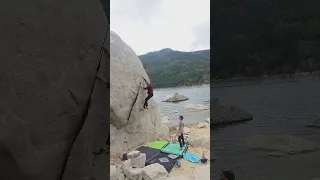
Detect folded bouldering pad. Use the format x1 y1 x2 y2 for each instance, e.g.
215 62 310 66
146 140 168 150
160 143 187 156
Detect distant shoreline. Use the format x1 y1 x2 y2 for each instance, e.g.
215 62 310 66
154 71 320 90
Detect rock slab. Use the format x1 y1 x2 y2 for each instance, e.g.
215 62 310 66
0 1 108 180
142 163 168 180
110 31 169 155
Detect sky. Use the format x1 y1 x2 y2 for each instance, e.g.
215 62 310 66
110 0 210 55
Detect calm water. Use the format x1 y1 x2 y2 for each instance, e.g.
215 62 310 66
153 86 210 126
211 80 320 180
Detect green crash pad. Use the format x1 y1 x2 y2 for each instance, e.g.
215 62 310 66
160 143 187 156
146 141 168 150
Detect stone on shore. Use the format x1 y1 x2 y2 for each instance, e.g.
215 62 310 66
142 163 168 180
162 93 189 102
127 150 141 159
197 122 208 128
131 153 147 168
185 104 209 112
124 167 143 180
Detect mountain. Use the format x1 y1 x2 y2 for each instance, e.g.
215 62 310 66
139 49 210 88
211 0 320 79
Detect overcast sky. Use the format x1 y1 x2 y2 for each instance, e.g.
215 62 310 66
110 0 210 55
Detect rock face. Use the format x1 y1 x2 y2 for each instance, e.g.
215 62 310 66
212 105 252 125
110 31 169 155
0 1 108 180
185 104 209 112
245 134 318 155
162 93 189 102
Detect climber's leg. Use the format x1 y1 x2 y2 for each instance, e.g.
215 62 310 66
144 94 153 109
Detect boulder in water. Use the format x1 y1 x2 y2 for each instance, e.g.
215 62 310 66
212 105 252 125
110 31 169 155
162 93 189 102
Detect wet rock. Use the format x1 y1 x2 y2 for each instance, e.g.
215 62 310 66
245 134 318 154
142 163 168 180
162 93 189 102
185 104 209 112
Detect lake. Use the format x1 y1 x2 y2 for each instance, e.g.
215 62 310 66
211 80 320 180
153 86 210 126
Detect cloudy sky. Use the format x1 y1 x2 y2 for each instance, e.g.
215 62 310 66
110 0 210 55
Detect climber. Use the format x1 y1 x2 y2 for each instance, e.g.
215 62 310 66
142 78 153 109
177 115 185 150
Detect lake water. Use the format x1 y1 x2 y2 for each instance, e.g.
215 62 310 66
153 86 210 126
211 80 320 180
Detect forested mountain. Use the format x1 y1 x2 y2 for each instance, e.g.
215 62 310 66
139 49 210 88
211 0 320 79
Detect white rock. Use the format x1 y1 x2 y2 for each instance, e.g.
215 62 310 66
185 104 209 112
206 118 210 123
124 167 143 180
123 159 132 169
110 31 169 155
131 153 147 168
127 150 140 159
189 137 210 149
142 163 168 180
119 173 125 180
197 122 208 128
162 93 189 102
110 165 118 180
162 116 170 124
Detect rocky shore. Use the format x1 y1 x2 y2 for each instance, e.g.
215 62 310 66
212 71 320 88
110 122 211 180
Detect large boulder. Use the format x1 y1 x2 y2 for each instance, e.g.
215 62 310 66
212 105 252 125
0 1 108 180
142 163 168 180
162 93 189 102
110 31 169 155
